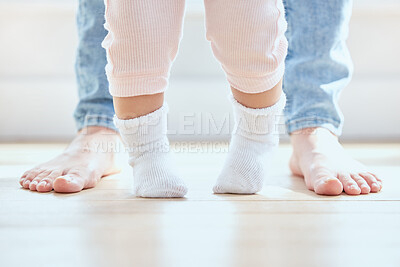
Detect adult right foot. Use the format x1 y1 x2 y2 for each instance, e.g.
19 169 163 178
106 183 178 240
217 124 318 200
289 127 383 196
19 126 120 193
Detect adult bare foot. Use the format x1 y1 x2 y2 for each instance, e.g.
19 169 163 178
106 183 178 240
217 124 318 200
290 127 383 196
19 126 120 193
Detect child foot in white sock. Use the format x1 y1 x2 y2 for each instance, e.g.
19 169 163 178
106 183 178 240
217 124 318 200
213 94 286 194
114 105 187 198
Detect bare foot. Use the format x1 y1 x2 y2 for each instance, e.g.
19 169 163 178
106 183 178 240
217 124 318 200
19 126 120 193
289 127 383 196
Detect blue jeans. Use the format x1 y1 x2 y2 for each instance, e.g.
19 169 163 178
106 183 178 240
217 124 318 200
74 0 353 136
283 0 353 136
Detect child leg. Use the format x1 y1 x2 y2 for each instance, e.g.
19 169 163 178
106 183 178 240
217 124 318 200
204 0 288 194
102 0 187 198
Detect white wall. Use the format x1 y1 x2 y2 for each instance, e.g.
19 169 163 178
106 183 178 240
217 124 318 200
0 0 399 142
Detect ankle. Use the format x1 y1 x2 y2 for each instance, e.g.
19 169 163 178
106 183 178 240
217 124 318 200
78 126 118 136
290 127 339 147
291 127 338 139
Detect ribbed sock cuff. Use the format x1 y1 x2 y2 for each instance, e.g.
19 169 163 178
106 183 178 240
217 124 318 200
113 104 169 146
230 93 286 137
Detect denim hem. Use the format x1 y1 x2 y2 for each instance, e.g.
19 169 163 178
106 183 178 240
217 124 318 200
286 118 342 136
75 114 117 132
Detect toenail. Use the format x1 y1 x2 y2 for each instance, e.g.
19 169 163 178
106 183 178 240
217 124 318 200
62 176 72 182
349 185 358 190
38 181 47 186
372 183 379 188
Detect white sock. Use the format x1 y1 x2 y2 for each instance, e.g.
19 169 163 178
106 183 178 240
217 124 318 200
213 94 286 194
114 104 188 198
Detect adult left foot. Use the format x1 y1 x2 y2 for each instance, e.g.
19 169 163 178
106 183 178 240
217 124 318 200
19 127 120 193
289 127 383 195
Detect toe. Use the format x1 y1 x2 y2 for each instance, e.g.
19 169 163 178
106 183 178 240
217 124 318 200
36 178 53 193
29 180 39 191
20 168 46 188
313 177 343 196
368 172 383 190
370 172 383 183
53 175 84 193
338 174 361 195
28 171 51 191
360 173 381 193
21 175 33 188
29 176 46 191
351 174 370 194
23 179 31 189
19 177 26 187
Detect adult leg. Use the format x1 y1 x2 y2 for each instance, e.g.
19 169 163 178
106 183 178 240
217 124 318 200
20 0 119 193
283 0 382 195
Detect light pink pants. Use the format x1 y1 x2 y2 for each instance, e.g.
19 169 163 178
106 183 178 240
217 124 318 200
102 0 288 97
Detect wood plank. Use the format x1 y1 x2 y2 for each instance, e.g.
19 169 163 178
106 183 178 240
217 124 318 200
0 143 399 267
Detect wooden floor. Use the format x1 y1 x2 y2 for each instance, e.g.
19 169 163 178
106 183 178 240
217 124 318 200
1 142 400 267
